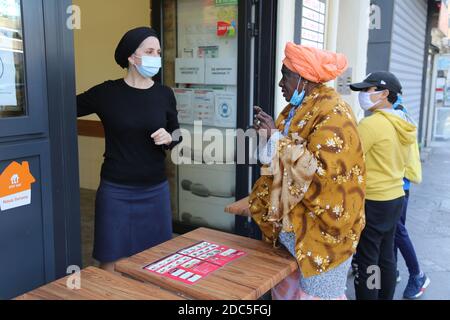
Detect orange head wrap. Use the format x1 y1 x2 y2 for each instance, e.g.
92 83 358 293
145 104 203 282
283 42 348 83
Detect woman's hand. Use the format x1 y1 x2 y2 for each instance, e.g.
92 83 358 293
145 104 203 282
253 106 276 134
151 128 173 146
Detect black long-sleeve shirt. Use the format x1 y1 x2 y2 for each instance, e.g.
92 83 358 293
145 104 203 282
77 79 180 186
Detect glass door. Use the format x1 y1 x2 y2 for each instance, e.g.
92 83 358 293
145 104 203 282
160 0 239 232
0 0 57 299
0 0 26 118
0 0 48 138
156 0 278 235
434 61 450 140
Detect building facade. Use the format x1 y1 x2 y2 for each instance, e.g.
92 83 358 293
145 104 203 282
366 0 449 148
0 0 280 299
1 0 437 299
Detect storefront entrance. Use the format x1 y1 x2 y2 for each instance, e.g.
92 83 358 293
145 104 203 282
76 0 278 250
152 0 278 237
0 0 81 299
0 0 277 299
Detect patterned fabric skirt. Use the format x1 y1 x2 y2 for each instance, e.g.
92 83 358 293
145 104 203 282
272 232 352 300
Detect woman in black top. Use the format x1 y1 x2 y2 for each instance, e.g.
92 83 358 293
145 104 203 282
77 27 180 272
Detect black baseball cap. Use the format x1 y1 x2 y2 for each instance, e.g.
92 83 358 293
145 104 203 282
350 71 403 95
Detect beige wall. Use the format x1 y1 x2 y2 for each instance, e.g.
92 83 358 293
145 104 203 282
274 0 296 116
275 0 370 121
74 0 151 189
336 0 370 121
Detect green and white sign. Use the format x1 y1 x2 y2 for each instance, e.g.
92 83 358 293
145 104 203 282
215 0 238 6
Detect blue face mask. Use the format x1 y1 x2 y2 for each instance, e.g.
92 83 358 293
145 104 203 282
290 77 306 107
135 55 161 78
393 95 405 111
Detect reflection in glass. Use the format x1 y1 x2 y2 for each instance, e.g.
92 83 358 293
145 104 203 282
435 108 450 140
162 0 239 232
0 0 26 118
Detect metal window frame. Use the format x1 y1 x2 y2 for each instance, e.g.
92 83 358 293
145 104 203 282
42 0 82 278
151 0 278 237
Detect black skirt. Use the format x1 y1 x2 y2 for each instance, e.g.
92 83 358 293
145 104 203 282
93 179 172 263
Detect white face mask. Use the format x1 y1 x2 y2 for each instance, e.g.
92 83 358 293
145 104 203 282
358 91 382 111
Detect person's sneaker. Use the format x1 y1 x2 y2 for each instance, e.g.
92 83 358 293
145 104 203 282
396 270 401 283
403 273 430 299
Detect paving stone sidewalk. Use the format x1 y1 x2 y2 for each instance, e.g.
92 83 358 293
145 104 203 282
347 141 450 300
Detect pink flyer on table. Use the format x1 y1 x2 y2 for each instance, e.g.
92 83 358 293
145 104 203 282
143 241 247 285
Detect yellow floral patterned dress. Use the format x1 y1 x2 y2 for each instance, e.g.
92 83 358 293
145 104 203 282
249 84 366 278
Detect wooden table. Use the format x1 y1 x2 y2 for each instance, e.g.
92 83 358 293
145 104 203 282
15 267 185 300
116 228 298 300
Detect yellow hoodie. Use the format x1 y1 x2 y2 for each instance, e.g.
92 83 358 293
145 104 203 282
405 141 422 184
358 110 417 201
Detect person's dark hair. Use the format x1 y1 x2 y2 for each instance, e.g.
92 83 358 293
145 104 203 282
377 86 398 104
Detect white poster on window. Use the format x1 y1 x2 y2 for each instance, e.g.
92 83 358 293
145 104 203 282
436 91 444 101
437 77 446 88
174 88 194 124
205 58 237 85
0 0 21 17
175 58 205 84
192 90 215 126
215 92 236 128
0 49 17 106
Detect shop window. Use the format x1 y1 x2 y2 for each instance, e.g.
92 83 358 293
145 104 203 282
162 0 239 232
0 0 26 118
296 0 327 49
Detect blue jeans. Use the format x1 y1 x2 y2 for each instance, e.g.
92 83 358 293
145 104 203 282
394 190 421 277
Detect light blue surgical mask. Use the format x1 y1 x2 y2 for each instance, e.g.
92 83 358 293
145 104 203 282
290 77 306 107
393 95 405 111
134 55 161 78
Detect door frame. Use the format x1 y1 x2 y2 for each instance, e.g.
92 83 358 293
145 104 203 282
151 0 278 237
235 0 278 238
0 0 81 298
0 0 48 138
42 0 82 279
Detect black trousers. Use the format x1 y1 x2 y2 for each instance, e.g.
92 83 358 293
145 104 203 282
354 196 404 300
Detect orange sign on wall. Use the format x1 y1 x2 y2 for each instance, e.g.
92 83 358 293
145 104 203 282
0 161 36 211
